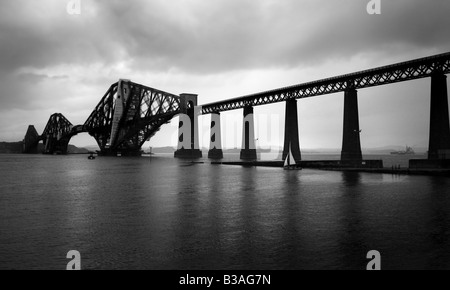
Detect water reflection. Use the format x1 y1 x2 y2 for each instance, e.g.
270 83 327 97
204 164 229 268
173 161 203 269
279 171 303 269
336 171 367 269
426 177 450 269
236 167 258 269
341 171 361 187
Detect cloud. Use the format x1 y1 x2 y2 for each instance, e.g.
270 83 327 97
1 0 449 75
0 0 123 72
17 72 68 83
98 0 450 73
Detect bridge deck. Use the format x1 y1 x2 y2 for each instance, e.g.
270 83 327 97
201 52 450 114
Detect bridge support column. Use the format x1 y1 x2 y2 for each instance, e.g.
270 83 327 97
282 99 301 163
43 135 56 154
208 113 223 159
240 106 257 160
174 93 202 159
341 88 362 160
428 73 450 159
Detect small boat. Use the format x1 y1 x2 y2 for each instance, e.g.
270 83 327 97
284 143 301 170
88 153 95 160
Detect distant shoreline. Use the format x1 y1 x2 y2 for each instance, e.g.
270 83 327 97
0 141 428 155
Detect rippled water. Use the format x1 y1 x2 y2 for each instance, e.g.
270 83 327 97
0 153 449 269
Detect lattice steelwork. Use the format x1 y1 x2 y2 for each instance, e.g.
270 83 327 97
41 113 74 154
30 80 180 155
201 52 450 114
84 80 180 154
83 82 118 150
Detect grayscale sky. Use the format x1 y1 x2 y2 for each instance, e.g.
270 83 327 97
1 0 449 150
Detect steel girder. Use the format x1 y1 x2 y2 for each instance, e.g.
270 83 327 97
201 52 450 114
32 81 180 155
84 80 180 154
41 113 74 154
83 83 118 150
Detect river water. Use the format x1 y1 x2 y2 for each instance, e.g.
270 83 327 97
0 153 449 269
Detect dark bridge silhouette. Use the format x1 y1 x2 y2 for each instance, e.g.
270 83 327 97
24 52 450 166
24 80 180 156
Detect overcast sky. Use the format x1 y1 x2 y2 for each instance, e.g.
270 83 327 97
1 0 449 150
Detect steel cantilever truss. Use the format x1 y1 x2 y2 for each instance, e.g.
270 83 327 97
84 80 180 154
25 81 180 155
83 83 117 150
201 52 450 114
41 113 74 154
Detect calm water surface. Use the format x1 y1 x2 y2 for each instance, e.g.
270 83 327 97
0 153 449 269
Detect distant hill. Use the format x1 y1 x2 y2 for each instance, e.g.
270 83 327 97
0 141 89 154
66 145 90 154
0 142 24 153
81 145 99 151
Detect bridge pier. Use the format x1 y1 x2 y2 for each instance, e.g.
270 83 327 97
42 135 70 155
240 106 257 160
341 88 362 161
428 73 450 159
282 99 301 163
208 113 223 159
174 93 202 159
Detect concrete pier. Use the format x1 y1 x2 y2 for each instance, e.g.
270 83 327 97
240 106 257 160
208 112 223 159
341 88 362 161
282 99 301 163
428 73 450 159
174 94 202 159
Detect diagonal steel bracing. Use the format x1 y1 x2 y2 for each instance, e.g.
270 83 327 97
201 52 450 114
83 80 180 155
26 80 180 155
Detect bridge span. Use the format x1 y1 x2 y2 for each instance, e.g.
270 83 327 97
23 52 450 166
24 80 180 156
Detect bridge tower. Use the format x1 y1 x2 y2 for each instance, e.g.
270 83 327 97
22 125 40 154
208 112 223 159
41 113 73 155
174 94 202 159
240 106 257 160
282 99 301 163
341 87 362 161
428 72 450 159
